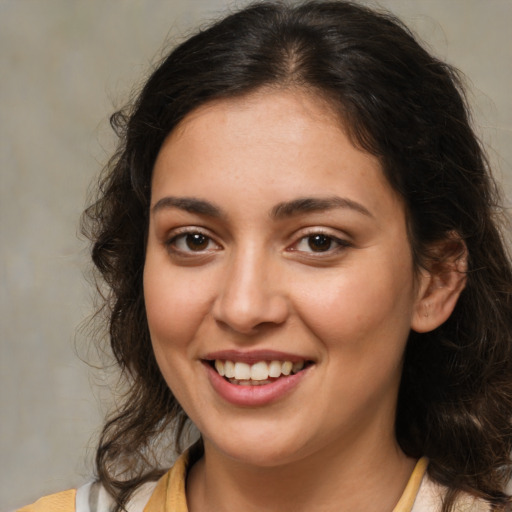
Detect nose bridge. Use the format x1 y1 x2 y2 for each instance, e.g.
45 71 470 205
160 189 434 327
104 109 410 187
213 241 288 334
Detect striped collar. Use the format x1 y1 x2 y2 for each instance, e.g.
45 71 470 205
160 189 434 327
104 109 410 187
143 452 430 512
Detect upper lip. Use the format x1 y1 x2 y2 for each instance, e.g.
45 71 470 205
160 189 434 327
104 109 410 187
202 350 311 364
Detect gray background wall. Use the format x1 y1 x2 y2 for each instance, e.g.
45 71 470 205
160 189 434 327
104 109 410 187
1 1 511 510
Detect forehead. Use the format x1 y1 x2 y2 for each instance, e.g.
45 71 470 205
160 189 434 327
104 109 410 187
173 87 343 138
151 89 402 223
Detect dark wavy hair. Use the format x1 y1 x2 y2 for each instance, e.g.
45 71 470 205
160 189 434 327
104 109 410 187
82 1 512 511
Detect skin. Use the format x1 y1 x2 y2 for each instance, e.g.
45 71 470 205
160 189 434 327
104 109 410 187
143 89 463 512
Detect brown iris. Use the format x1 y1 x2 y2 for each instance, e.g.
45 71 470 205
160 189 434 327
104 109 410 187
308 234 332 252
186 233 209 251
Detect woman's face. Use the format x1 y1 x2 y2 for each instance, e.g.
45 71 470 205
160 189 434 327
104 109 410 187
144 90 426 466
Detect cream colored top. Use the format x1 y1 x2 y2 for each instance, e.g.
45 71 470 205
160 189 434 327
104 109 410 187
17 452 490 512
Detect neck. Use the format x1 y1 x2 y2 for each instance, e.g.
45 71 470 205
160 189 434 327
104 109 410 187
186 430 416 512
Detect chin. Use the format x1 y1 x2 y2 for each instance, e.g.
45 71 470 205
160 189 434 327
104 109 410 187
201 421 318 468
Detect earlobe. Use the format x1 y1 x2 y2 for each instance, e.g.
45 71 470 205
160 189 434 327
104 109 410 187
411 235 468 333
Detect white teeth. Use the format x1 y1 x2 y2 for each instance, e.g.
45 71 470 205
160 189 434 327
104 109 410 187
281 361 293 376
213 359 307 381
224 360 235 379
268 360 282 378
214 360 225 377
234 362 251 380
251 361 269 381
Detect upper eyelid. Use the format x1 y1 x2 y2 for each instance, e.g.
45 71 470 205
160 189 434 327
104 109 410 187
289 226 352 242
165 225 215 239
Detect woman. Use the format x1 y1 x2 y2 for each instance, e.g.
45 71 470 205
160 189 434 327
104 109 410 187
19 1 512 511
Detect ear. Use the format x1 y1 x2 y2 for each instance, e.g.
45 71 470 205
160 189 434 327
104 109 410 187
411 233 468 333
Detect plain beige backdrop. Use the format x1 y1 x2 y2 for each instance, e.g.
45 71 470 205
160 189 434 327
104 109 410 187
1 1 511 510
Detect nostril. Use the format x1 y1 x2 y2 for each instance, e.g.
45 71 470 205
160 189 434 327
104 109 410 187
212 304 289 335
211 270 289 334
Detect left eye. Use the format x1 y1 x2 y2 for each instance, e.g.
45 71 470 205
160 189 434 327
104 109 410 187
294 233 347 253
170 232 217 252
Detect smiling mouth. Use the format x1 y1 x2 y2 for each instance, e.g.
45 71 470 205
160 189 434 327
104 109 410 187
208 359 310 386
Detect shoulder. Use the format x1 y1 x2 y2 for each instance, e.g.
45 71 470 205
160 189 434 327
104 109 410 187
15 480 158 512
16 489 76 512
412 473 492 512
14 449 194 512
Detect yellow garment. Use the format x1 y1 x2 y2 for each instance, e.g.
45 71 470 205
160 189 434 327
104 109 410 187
394 457 429 511
146 453 428 512
16 454 429 512
144 450 189 512
17 489 76 512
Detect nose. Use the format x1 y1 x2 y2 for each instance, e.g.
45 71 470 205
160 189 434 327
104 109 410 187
212 247 289 335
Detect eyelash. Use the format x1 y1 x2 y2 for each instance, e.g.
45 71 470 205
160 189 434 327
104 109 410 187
289 231 351 255
164 228 351 257
165 229 220 255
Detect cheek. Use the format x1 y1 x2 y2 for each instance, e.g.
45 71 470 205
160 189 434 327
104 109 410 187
291 257 416 355
143 258 217 406
143 256 214 354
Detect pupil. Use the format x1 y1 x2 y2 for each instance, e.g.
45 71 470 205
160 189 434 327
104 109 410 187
186 233 208 251
308 234 331 252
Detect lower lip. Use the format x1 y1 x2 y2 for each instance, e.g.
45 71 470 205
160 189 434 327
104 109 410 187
204 362 310 407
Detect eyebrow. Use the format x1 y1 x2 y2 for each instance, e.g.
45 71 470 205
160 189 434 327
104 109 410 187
151 195 373 219
271 196 373 219
152 196 223 217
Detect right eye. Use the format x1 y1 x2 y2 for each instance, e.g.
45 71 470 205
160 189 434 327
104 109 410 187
167 231 220 254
